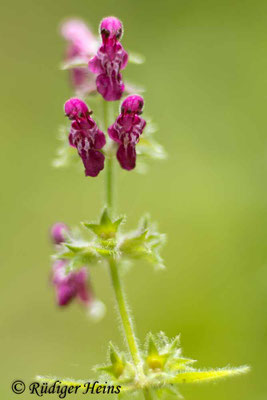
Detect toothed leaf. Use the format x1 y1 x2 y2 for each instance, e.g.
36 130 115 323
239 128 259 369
168 366 250 384
120 216 165 269
84 208 124 239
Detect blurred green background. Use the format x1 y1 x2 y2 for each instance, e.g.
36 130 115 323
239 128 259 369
1 0 266 399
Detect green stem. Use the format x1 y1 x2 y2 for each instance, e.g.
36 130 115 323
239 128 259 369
109 257 142 367
103 101 150 400
103 99 142 368
103 100 114 211
105 156 113 211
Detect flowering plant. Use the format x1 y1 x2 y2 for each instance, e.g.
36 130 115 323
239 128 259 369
38 16 249 399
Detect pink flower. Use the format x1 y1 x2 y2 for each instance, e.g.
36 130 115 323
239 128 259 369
89 17 128 101
60 19 98 94
108 95 146 170
51 223 69 245
65 98 106 177
52 260 92 306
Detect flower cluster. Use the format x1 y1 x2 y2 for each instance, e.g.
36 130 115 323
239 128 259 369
89 17 128 101
56 16 165 175
64 95 146 175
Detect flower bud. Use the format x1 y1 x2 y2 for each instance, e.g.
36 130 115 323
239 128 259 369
51 223 69 244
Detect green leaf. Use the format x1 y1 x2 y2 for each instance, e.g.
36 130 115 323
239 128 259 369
145 333 171 371
119 216 166 269
168 366 250 384
147 333 159 356
97 343 125 379
52 125 80 169
55 240 100 270
95 343 136 383
135 117 167 166
125 81 146 96
137 136 167 160
128 51 145 64
84 208 124 240
168 336 180 352
64 243 88 253
109 343 122 365
60 57 88 70
169 358 197 371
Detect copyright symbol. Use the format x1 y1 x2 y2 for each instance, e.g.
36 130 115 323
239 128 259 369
11 380 25 394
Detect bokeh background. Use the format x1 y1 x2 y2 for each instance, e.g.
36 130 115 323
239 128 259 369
1 0 267 399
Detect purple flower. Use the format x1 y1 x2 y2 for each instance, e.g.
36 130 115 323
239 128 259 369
108 95 146 170
52 260 92 306
65 98 106 177
60 19 98 94
51 223 69 245
88 17 128 101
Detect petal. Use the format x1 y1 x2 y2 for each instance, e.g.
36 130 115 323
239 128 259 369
52 260 68 285
94 130 106 149
51 223 68 245
68 131 75 147
75 267 88 285
71 67 89 87
88 56 103 74
78 146 105 177
64 98 88 119
74 268 93 305
61 19 97 55
120 49 129 70
96 73 124 101
56 283 75 306
108 125 120 143
77 286 90 304
117 143 136 170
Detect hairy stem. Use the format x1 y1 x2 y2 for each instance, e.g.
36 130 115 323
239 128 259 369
103 100 114 211
105 156 113 210
109 257 142 367
103 100 142 369
104 101 149 400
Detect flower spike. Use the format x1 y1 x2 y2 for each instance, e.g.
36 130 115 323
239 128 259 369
108 95 146 170
89 17 128 101
64 98 106 177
